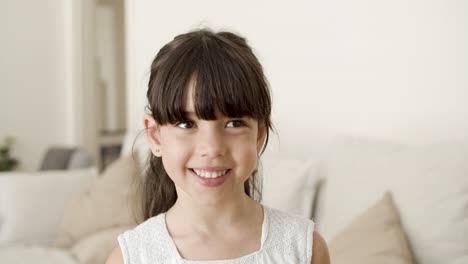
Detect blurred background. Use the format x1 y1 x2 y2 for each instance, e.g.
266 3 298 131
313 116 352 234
0 1 467 263
1 0 126 172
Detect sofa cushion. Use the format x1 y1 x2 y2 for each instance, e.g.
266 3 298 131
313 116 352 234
54 156 142 248
67 148 94 170
39 147 76 170
260 155 321 219
71 225 135 264
330 192 416 264
0 168 97 246
315 136 468 264
0 245 77 264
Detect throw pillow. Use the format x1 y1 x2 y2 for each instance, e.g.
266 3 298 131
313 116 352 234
54 155 142 248
260 155 321 219
315 135 468 264
329 192 416 264
71 225 135 264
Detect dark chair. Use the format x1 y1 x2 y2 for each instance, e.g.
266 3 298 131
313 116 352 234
39 147 94 171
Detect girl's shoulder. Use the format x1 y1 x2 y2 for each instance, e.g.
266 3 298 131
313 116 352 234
105 245 124 264
261 205 316 263
263 205 315 231
117 213 173 262
133 213 165 232
264 206 315 243
119 213 167 242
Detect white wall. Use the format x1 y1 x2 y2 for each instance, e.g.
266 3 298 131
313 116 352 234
0 0 98 171
95 0 126 132
0 0 69 171
125 0 468 157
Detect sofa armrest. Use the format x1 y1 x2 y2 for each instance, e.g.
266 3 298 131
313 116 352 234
0 168 97 246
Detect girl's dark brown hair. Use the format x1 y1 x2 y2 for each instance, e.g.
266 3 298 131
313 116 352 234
140 28 273 220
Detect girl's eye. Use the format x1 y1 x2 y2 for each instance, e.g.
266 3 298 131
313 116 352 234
176 121 195 129
226 119 246 128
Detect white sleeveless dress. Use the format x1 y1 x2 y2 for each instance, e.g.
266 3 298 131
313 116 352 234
117 205 314 264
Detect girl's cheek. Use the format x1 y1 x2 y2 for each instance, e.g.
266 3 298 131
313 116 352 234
233 140 258 167
163 133 192 147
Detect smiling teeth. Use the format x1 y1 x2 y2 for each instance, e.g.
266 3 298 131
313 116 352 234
193 169 228 178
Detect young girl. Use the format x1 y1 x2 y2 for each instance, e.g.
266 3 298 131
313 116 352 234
106 29 330 264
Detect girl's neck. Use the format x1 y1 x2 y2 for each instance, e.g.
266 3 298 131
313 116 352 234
166 193 262 235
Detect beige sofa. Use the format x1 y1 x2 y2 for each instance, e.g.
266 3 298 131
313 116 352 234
0 134 467 264
0 154 141 264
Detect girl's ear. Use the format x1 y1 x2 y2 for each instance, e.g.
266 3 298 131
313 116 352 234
256 121 267 155
144 114 162 157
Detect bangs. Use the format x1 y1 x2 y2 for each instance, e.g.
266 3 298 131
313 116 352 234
147 30 271 125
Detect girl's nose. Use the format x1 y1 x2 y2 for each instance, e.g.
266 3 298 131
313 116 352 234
197 128 226 158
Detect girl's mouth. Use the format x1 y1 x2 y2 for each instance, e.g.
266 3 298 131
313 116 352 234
189 168 231 187
190 168 229 178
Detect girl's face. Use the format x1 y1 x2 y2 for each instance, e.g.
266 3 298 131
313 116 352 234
144 85 267 205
